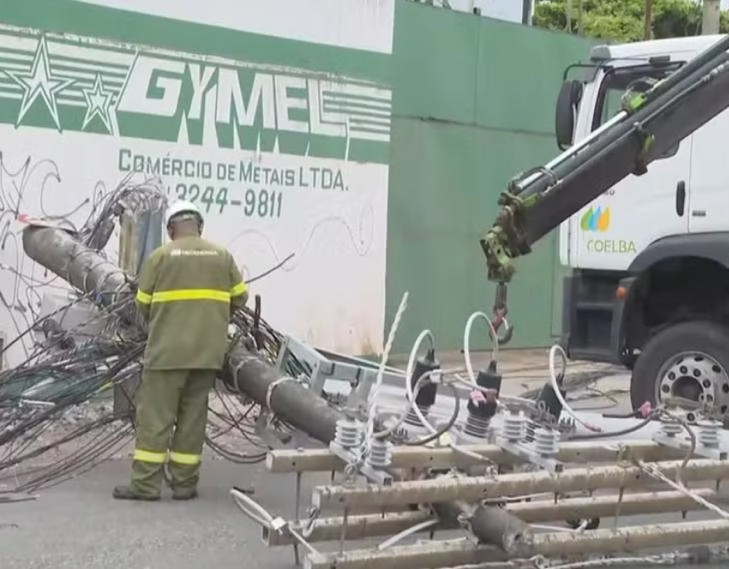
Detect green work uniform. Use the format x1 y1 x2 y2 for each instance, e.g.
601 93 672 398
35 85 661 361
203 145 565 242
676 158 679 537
128 236 248 498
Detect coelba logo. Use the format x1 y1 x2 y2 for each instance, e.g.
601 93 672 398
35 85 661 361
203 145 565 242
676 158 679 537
580 206 611 232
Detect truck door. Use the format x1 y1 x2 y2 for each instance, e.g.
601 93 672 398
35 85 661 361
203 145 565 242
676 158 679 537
687 108 729 233
572 63 692 271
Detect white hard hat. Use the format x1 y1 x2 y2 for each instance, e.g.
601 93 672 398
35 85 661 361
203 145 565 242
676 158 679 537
166 200 202 226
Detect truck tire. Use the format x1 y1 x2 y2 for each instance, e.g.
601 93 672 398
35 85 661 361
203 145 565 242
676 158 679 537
630 321 729 417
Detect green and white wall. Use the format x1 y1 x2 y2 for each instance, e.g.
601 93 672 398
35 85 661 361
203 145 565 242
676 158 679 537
0 0 592 367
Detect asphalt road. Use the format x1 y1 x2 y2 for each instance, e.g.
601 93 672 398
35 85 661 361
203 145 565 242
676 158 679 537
1 457 309 569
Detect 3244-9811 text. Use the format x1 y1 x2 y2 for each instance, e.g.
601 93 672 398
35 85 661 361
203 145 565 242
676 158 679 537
172 183 283 218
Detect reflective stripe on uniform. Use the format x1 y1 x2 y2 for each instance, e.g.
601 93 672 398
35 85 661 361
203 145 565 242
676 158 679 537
136 290 153 304
169 451 202 466
151 289 230 303
133 449 167 463
230 281 247 297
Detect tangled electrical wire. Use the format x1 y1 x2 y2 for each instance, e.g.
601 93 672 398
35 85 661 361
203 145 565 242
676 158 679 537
0 177 309 494
0 174 640 499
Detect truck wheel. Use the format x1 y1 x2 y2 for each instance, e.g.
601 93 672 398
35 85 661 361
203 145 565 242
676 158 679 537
630 321 729 418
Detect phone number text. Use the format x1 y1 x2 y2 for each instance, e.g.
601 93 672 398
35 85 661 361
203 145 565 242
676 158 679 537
173 184 283 219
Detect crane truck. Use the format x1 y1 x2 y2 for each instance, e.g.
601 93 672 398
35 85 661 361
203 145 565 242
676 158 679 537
481 33 729 419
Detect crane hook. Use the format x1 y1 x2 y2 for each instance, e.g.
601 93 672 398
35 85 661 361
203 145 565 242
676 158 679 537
491 282 514 346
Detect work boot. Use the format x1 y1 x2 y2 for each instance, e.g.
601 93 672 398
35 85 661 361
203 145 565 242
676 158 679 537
172 488 198 501
112 485 160 501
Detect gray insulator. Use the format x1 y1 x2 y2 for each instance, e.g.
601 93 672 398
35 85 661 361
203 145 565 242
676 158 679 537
661 421 683 438
533 427 558 456
404 404 430 427
502 412 526 443
365 438 392 470
464 415 491 439
335 417 364 449
698 421 720 448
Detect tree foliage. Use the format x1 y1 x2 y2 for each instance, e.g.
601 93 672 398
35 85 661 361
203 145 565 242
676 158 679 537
533 0 729 42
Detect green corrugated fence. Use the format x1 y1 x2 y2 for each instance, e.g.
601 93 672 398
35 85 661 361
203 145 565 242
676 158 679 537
385 2 594 354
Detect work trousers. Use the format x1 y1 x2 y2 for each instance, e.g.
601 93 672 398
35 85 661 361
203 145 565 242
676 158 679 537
129 368 216 497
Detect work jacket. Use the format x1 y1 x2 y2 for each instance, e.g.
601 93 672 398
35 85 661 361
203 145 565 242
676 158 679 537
135 236 248 370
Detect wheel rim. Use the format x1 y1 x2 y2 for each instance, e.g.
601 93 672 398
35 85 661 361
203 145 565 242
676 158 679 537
656 351 729 414
655 351 729 416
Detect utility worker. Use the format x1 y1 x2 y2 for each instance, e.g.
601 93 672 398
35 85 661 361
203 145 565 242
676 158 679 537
113 200 248 501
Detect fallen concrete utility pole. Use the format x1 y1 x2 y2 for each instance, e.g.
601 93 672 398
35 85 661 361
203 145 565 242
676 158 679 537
21 224 342 444
22 225 135 322
223 347 341 444
21 223 528 550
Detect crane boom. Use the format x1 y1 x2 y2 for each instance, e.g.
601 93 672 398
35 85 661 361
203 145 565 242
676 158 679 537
481 34 729 288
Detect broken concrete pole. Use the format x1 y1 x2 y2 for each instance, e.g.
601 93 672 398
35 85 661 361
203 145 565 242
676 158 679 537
22 225 135 322
21 224 341 442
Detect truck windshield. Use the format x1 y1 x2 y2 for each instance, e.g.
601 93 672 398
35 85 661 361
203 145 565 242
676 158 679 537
592 63 682 130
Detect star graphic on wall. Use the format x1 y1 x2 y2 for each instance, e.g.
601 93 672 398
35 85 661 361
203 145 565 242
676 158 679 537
82 74 114 133
4 35 75 131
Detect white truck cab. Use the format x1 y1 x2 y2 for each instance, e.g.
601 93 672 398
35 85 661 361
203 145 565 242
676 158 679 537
557 35 729 418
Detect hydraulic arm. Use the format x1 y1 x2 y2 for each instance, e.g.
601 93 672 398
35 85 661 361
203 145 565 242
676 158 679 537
481 34 729 316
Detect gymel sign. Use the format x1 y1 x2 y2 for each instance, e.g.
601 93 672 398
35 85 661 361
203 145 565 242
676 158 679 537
0 21 393 363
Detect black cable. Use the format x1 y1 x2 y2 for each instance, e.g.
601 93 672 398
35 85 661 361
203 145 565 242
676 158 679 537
568 414 656 441
403 382 461 447
0 195 321 489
